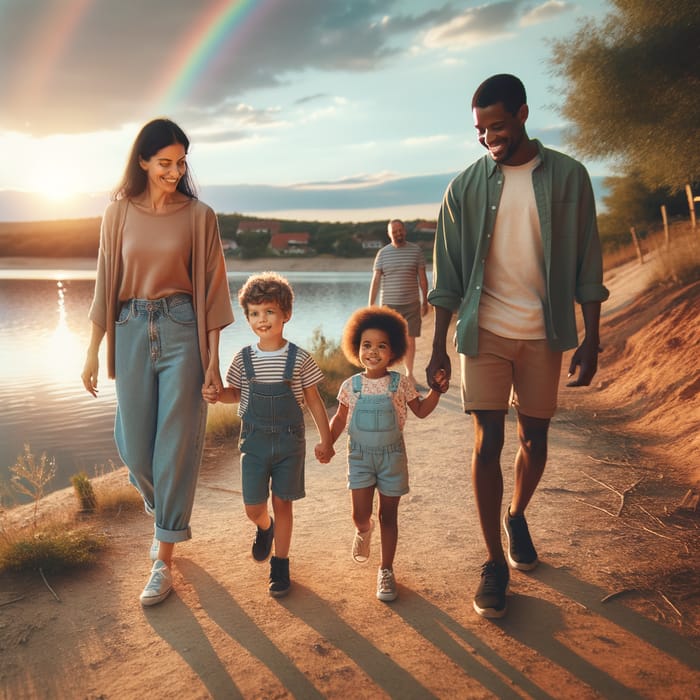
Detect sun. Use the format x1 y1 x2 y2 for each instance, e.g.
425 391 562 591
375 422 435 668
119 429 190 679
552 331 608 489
32 162 85 201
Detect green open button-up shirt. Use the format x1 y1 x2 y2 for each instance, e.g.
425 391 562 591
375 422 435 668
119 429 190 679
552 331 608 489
428 139 609 356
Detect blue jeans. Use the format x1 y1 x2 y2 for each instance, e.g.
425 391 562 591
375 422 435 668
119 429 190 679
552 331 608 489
114 294 206 543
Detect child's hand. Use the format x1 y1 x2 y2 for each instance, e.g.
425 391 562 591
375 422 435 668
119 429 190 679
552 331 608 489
433 369 450 394
201 384 220 404
315 442 335 464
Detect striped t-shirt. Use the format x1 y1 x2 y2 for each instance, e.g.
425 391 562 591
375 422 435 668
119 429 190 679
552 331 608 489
373 242 426 305
225 341 324 417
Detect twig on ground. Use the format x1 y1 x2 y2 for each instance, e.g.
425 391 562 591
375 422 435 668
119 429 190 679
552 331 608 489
641 525 676 541
587 455 632 468
636 504 666 528
575 497 618 518
601 589 638 603
0 595 26 607
657 591 682 619
582 471 644 516
39 568 61 602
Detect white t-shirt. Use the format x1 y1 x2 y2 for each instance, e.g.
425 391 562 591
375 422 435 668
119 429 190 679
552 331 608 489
479 156 546 339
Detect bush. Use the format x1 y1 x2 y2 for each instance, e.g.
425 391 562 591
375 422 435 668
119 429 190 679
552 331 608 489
309 328 355 405
0 523 106 574
71 472 97 513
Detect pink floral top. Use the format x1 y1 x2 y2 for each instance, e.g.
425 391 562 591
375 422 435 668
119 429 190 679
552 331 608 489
336 372 419 430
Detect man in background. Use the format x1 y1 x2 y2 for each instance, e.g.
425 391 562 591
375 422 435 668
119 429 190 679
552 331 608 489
369 219 429 386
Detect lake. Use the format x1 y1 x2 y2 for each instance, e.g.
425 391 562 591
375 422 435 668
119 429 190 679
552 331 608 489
0 266 379 502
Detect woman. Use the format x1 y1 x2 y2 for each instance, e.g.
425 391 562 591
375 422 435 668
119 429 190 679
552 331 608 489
81 118 234 606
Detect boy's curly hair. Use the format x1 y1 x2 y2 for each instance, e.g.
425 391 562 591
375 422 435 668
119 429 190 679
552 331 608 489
341 306 408 367
238 271 294 317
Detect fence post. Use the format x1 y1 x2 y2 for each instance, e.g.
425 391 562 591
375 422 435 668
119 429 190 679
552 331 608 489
686 184 697 230
629 226 644 264
660 204 670 248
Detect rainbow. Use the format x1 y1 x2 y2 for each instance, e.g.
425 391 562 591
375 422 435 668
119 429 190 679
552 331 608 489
155 0 270 114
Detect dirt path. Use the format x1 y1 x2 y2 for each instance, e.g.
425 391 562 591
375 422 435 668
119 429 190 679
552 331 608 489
1 261 699 699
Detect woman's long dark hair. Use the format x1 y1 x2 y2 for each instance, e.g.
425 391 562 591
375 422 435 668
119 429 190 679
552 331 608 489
112 118 198 200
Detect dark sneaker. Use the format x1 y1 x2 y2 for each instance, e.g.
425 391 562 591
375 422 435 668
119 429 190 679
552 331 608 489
473 561 509 619
503 509 538 571
252 517 274 562
269 556 290 598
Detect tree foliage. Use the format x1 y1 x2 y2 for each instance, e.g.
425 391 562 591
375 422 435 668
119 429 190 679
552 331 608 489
550 1 700 192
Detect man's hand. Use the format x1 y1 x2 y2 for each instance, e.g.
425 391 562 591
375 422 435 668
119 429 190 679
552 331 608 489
566 340 602 387
426 350 451 393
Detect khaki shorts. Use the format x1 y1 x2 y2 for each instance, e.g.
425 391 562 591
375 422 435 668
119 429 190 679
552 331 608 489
460 328 563 419
386 301 421 337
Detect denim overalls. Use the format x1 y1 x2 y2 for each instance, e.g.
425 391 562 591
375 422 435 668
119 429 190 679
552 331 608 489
114 293 206 544
347 371 409 496
238 343 306 505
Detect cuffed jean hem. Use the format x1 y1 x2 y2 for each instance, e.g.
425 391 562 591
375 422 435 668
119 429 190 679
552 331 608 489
154 524 192 544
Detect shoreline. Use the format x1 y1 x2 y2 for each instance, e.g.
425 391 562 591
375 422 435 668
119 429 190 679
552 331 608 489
0 255 409 274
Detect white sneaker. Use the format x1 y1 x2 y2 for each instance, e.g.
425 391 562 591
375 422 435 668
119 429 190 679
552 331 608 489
149 536 159 562
376 568 398 602
352 519 374 563
140 560 172 606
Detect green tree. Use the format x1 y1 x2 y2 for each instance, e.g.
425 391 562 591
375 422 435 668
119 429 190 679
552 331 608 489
550 1 700 192
236 230 270 259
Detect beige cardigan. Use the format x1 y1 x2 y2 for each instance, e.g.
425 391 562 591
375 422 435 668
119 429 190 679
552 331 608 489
89 197 234 378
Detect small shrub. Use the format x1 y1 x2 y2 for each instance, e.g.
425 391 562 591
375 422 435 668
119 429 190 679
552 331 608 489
9 445 56 528
309 327 355 405
0 523 106 574
90 461 144 515
71 472 97 513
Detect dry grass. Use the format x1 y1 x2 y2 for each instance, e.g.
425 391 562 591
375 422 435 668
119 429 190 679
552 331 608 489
648 225 700 286
205 401 241 441
0 513 107 574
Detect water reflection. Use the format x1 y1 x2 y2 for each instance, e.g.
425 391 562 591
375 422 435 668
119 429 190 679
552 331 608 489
0 269 375 501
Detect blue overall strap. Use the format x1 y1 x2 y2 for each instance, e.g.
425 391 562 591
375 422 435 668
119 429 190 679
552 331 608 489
351 373 363 394
242 345 255 380
283 342 298 382
388 371 401 393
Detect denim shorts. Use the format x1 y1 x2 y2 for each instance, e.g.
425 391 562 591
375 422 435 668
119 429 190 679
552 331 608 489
347 438 409 497
239 421 306 504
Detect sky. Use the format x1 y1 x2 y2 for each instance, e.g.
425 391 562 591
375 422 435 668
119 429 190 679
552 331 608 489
0 0 612 223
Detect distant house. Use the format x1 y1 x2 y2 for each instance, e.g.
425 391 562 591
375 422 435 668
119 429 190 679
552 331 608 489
269 232 311 255
361 238 384 251
236 219 281 236
414 220 436 235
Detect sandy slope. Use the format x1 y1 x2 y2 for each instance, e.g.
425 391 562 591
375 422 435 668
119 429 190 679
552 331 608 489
1 258 699 699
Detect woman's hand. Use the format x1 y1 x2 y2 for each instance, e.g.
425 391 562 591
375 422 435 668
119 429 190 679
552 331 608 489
201 384 220 404
203 366 223 395
81 352 99 397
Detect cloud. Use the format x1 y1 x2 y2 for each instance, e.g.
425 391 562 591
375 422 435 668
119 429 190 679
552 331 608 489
294 93 331 105
402 134 449 147
520 1 572 27
421 0 572 50
423 1 522 49
0 0 462 137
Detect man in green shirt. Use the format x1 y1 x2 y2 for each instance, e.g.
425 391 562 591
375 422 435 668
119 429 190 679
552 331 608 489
426 74 609 619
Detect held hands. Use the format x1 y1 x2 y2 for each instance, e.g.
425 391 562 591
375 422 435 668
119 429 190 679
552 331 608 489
314 442 335 464
202 366 224 404
431 369 450 394
201 384 221 404
426 351 452 393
